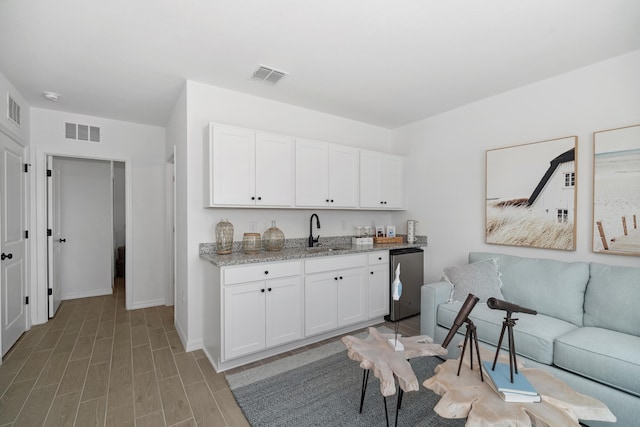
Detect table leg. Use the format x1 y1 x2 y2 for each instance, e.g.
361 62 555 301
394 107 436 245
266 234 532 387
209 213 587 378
395 388 404 426
359 369 370 413
383 396 389 427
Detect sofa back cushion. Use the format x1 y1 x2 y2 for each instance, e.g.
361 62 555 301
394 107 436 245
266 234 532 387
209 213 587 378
584 263 640 337
469 252 588 326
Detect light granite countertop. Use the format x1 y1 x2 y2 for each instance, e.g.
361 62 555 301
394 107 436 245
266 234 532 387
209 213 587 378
200 235 427 267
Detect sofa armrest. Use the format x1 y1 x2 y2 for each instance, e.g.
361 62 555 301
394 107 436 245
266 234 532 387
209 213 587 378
420 281 451 339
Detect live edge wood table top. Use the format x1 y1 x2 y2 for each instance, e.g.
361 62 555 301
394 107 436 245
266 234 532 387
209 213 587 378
341 327 447 396
423 347 617 426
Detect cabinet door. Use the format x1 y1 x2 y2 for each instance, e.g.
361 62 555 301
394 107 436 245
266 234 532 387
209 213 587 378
265 276 303 347
382 155 403 209
328 144 358 207
224 282 266 360
256 132 293 207
295 139 329 207
337 268 367 327
304 272 337 336
211 125 256 206
359 150 383 208
368 264 389 318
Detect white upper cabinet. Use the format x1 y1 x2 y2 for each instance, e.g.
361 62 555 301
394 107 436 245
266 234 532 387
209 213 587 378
359 150 404 209
255 132 294 206
204 123 293 207
295 139 358 208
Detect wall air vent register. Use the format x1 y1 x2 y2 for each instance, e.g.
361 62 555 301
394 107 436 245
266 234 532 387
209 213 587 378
65 122 101 142
7 94 21 126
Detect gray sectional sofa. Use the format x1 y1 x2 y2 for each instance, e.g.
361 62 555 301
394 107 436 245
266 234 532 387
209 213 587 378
421 252 640 427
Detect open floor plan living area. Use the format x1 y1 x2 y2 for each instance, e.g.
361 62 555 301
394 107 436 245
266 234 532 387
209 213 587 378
1 1 639 426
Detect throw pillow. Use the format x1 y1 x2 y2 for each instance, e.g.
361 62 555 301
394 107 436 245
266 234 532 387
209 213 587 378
443 258 504 303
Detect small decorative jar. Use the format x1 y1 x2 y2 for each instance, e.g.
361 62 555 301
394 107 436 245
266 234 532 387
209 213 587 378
263 220 285 251
242 233 262 254
215 219 234 255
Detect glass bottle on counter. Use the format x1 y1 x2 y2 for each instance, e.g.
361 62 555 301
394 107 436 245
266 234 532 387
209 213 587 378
215 219 234 254
263 220 285 251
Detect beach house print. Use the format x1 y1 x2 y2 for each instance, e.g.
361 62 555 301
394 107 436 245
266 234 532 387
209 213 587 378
486 138 576 251
527 148 575 223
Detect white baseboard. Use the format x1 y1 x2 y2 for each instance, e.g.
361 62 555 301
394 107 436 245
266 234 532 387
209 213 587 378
129 298 166 310
62 289 112 300
174 319 202 353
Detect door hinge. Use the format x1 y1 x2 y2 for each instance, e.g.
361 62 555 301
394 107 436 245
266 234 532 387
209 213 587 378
24 230 28 239
48 288 53 296
47 229 52 236
25 296 29 305
24 163 30 173
47 169 52 177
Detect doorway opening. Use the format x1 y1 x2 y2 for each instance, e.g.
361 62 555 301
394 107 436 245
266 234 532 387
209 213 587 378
46 156 127 318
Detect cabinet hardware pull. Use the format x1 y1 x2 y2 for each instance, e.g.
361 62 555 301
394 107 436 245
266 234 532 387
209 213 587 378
251 196 255 200
339 276 343 280
264 271 269 275
370 271 374 275
326 199 329 202
268 288 272 292
261 289 265 293
378 257 382 260
334 277 338 281
330 199 334 202
257 197 262 200
1 253 13 261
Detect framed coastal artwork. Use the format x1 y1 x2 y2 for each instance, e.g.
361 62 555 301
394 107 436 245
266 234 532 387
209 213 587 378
486 136 577 250
593 124 640 256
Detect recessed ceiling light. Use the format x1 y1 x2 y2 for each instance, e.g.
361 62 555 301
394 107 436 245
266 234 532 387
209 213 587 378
43 91 61 102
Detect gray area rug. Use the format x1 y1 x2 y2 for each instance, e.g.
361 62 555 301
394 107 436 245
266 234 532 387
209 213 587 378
227 333 466 427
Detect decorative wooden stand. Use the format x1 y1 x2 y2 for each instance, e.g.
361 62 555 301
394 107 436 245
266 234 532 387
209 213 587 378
423 347 616 426
342 327 447 426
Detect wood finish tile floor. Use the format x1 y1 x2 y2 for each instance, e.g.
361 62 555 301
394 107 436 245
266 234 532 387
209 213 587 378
0 277 421 426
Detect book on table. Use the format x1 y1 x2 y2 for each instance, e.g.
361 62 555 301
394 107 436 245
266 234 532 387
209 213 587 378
482 361 541 403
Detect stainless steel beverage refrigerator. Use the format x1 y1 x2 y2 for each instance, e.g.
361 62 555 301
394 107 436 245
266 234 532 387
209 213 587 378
387 247 424 321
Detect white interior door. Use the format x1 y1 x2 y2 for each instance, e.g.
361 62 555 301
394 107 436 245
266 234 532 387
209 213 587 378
49 157 113 301
1 132 27 354
47 155 62 317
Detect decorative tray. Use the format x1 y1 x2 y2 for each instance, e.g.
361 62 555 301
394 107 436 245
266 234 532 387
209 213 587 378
374 237 403 244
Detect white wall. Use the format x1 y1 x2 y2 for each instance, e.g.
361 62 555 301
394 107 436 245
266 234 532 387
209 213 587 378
29 108 166 324
169 81 393 350
392 50 640 283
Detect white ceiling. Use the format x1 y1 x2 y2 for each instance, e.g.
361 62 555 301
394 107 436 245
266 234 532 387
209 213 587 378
1 0 640 129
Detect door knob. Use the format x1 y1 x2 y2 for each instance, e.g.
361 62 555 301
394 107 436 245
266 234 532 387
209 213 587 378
1 253 12 261
59 238 66 243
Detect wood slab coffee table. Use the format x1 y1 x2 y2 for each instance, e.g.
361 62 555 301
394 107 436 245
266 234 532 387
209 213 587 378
342 327 448 426
423 347 616 426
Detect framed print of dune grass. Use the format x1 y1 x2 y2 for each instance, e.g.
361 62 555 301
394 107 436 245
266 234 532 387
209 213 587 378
486 136 577 250
593 124 640 256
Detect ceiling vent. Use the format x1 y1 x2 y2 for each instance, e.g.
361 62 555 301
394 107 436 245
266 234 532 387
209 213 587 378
65 122 101 142
7 94 21 127
251 65 287 85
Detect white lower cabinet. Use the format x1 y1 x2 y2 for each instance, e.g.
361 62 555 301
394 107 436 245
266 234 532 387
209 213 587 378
223 262 303 360
208 252 393 370
367 251 390 318
304 255 367 337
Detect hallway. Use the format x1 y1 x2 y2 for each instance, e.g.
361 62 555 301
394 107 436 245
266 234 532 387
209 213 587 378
0 279 248 426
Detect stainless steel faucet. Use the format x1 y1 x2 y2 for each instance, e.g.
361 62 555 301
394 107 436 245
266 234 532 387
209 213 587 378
309 214 321 247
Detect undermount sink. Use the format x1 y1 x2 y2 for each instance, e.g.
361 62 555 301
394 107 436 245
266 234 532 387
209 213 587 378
305 246 345 253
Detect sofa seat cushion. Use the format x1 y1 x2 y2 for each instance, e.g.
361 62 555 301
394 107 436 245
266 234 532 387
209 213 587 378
584 262 640 337
437 301 577 365
554 327 640 397
469 252 588 326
